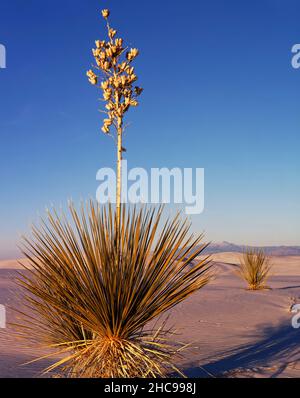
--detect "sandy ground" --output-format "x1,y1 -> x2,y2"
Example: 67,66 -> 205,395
1,252 -> 300,378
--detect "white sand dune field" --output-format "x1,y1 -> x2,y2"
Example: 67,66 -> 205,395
1,252 -> 300,378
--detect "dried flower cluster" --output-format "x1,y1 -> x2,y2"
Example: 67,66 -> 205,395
87,9 -> 143,136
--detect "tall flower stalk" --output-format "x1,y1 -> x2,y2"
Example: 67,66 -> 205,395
87,9 -> 143,225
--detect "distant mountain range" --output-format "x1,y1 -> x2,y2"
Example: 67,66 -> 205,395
204,241 -> 300,256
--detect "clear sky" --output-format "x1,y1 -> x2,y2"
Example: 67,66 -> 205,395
0,0 -> 299,259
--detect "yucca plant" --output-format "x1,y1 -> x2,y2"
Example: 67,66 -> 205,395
237,248 -> 272,290
15,202 -> 212,377
14,8 -> 213,378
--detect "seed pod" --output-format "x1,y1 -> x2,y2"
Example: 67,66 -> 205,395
105,103 -> 114,111
134,87 -> 143,96
106,48 -> 113,58
100,51 -> 106,60
89,77 -> 97,85
115,38 -> 123,47
130,74 -> 137,82
114,77 -> 120,88
126,66 -> 134,75
101,81 -> 108,90
131,48 -> 139,58
109,29 -> 117,39
103,90 -> 112,100
104,118 -> 112,126
119,62 -> 127,71
103,61 -> 111,70
102,9 -> 110,19
101,125 -> 110,133
130,99 -> 138,107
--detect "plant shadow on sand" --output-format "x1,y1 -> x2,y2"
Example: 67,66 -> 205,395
184,322 -> 300,378
3,323 -> 300,378
0,352 -> 53,378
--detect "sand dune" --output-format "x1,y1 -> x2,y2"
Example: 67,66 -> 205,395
0,258 -> 31,270
1,253 -> 300,378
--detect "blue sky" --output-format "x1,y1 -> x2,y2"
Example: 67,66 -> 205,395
0,0 -> 299,259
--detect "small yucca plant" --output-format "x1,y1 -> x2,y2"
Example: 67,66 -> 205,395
237,249 -> 272,290
15,202 -> 212,377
